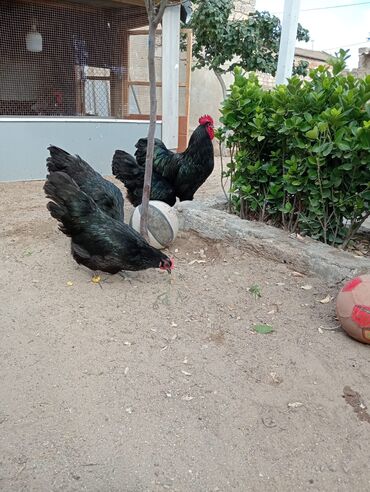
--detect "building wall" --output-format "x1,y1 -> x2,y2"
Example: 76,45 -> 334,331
349,48 -> 370,78
189,69 -> 234,133
233,0 -> 256,19
257,53 -> 330,89
189,0 -> 256,133
0,119 -> 161,182
358,48 -> 370,71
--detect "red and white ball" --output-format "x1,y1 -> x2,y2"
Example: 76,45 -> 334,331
336,274 -> 370,344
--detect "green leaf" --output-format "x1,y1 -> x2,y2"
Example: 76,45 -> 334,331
218,50 -> 370,250
337,141 -> 351,151
279,202 -> 293,213
253,324 -> 274,334
305,126 -> 319,140
322,142 -> 334,156
339,162 -> 353,171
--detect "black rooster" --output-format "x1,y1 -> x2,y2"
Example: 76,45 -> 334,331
47,145 -> 124,221
112,150 -> 177,207
112,115 -> 215,206
44,172 -> 174,276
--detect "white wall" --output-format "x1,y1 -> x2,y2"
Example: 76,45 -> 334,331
189,68 -> 234,132
0,119 -> 162,182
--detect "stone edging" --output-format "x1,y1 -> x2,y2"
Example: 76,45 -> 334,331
175,198 -> 370,284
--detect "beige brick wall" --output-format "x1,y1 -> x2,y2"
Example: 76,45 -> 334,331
358,47 -> 370,70
352,48 -> 370,77
257,55 -> 330,90
343,48 -> 370,78
232,0 -> 256,19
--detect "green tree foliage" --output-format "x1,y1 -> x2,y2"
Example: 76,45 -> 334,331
188,0 -> 310,80
218,50 -> 370,248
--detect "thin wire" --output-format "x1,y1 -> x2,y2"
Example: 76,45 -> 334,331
301,1 -> 370,11
271,1 -> 370,14
322,40 -> 370,50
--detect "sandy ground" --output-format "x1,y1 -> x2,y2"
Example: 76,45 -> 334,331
1,164 -> 370,492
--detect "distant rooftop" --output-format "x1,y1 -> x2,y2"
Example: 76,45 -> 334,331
295,47 -> 330,62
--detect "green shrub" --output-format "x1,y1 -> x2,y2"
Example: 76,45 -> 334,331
218,49 -> 370,248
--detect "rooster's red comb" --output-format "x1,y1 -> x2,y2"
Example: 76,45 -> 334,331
199,114 -> 214,126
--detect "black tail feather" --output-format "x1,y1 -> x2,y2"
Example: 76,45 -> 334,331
44,172 -> 96,236
112,150 -> 144,207
46,145 -> 74,173
47,145 -> 89,182
134,137 -> 166,167
134,138 -> 148,167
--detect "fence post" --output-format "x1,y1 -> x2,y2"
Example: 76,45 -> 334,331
162,4 -> 181,151
275,0 -> 301,85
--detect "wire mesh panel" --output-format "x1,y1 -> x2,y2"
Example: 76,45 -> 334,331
127,30 -> 163,117
129,32 -> 163,83
0,0 -> 147,118
127,28 -> 191,123
128,84 -> 163,116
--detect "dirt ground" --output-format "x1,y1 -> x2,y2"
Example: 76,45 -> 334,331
1,166 -> 370,492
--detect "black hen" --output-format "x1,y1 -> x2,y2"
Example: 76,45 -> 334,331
112,150 -> 177,207
47,145 -> 124,221
44,172 -> 173,275
112,115 -> 215,206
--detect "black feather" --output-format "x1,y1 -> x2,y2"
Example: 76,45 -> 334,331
47,145 -> 124,221
114,122 -> 214,206
172,124 -> 214,201
112,149 -> 177,206
135,138 -> 181,182
44,172 -> 172,274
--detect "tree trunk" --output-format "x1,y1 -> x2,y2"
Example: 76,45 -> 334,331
140,0 -> 168,240
214,70 -> 227,156
214,70 -> 227,101
140,22 -> 157,239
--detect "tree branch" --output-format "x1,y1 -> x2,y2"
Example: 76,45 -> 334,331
214,70 -> 227,101
154,0 -> 169,26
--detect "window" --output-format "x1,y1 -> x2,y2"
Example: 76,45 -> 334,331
80,66 -> 111,117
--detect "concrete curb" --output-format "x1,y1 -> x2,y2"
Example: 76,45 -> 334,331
175,198 -> 370,284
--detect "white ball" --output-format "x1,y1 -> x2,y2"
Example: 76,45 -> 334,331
130,200 -> 179,249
